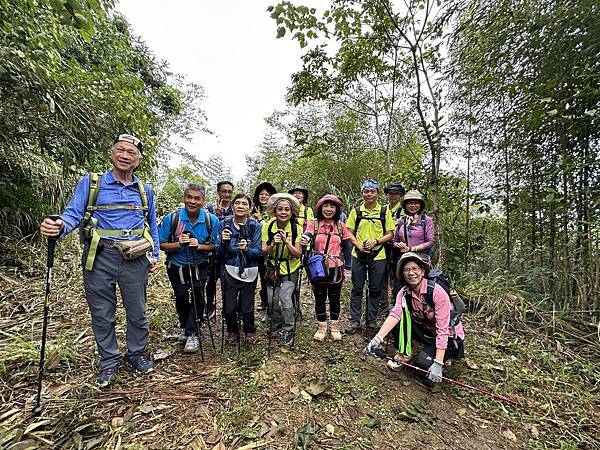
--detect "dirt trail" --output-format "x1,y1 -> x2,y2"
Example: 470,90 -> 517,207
1,247 -> 598,449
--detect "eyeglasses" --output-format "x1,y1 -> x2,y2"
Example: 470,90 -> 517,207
402,266 -> 422,274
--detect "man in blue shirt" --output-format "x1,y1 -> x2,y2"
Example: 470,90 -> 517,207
40,134 -> 159,386
205,180 -> 234,320
159,184 -> 218,353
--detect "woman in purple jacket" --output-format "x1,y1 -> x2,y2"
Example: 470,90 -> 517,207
392,190 -> 435,261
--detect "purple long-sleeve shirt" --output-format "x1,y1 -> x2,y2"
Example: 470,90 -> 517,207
389,278 -> 465,350
392,214 -> 435,252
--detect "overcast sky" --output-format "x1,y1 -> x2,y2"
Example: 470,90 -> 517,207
117,1 -> 312,180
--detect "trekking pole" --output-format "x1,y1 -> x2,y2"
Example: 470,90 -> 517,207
197,234 -> 217,351
291,249 -> 305,350
182,234 -> 205,363
267,243 -> 281,357
32,214 -> 60,416
363,244 -> 371,343
375,354 -> 521,406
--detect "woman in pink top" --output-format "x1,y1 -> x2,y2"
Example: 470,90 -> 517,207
393,190 -> 435,262
365,252 -> 465,383
301,195 -> 350,342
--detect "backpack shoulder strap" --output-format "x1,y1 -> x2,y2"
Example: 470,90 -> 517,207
86,173 -> 101,211
168,208 -> 181,243
204,208 -> 212,233
424,278 -> 436,310
137,180 -> 148,212
380,205 -> 388,231
267,219 -> 276,245
353,206 -> 362,232
291,218 -> 298,244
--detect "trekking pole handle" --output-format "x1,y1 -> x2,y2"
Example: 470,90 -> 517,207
180,230 -> 192,247
46,215 -> 60,268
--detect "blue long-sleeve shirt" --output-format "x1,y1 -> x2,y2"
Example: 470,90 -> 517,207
158,207 -> 218,266
59,170 -> 160,259
213,219 -> 262,275
206,203 -> 234,221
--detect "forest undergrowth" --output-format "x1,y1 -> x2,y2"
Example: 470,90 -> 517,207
0,239 -> 598,449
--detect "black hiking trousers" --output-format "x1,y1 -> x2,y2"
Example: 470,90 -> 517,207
411,321 -> 464,372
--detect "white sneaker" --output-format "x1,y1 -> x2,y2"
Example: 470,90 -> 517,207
184,334 -> 199,353
177,329 -> 187,343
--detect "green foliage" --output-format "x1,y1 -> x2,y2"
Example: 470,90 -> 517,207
448,0 -> 600,307
246,104 -> 425,206
0,1 -> 206,239
154,166 -> 208,217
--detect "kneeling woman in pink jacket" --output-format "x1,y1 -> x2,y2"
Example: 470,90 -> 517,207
365,252 -> 465,383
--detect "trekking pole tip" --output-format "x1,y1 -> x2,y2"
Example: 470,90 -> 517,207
31,405 -> 43,416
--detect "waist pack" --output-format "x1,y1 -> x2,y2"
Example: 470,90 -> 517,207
306,254 -> 328,282
265,262 -> 279,282
113,237 -> 153,261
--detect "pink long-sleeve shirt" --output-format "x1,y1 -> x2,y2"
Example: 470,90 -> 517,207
393,214 -> 435,252
389,278 -> 465,350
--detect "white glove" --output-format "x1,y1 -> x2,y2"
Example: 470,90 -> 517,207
364,335 -> 382,356
427,360 -> 444,383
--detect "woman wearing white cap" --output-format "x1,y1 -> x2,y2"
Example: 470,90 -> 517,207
262,193 -> 303,347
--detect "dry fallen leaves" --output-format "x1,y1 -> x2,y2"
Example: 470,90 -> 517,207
502,428 -> 517,442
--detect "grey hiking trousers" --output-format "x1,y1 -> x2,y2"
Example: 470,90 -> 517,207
267,271 -> 299,333
82,245 -> 150,371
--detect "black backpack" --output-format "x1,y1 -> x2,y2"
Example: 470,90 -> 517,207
352,205 -> 388,233
167,207 -> 213,243
352,205 -> 389,258
265,218 -> 299,247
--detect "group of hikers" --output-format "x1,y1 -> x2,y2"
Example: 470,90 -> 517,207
40,134 -> 465,388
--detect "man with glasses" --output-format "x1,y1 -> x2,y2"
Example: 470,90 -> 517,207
40,133 -> 160,386
205,181 -> 235,319
380,182 -> 406,318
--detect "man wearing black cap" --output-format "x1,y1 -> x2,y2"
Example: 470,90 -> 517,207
205,180 -> 235,319
40,133 -> 159,386
380,182 -> 406,317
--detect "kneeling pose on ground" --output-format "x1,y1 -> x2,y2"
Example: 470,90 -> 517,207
214,194 -> 262,346
365,252 -> 465,383
262,193 -> 303,347
159,184 -> 218,354
301,194 -> 351,342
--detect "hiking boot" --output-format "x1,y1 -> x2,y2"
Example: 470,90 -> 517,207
244,332 -> 257,345
96,365 -> 119,387
177,328 -> 187,343
329,320 -> 342,341
280,330 -> 294,347
344,321 -> 360,335
226,332 -> 239,346
367,320 -> 379,331
387,353 -> 407,372
313,322 -> 327,342
184,334 -> 199,353
126,353 -> 154,374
